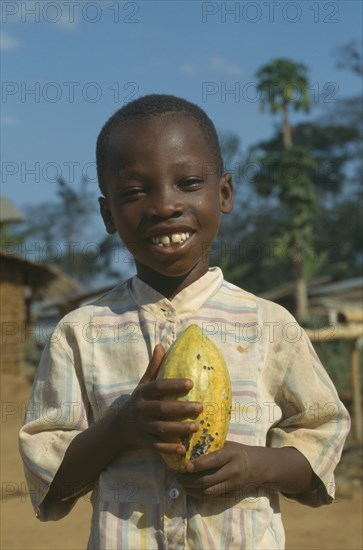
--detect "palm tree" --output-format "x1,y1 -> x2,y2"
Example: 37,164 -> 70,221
255,59 -> 312,323
256,58 -> 310,150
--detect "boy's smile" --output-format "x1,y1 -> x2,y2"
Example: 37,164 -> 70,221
99,113 -> 233,297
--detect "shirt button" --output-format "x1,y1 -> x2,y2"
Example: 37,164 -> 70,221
169,488 -> 180,499
165,308 -> 174,318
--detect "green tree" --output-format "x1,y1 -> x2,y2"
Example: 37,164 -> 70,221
216,51 -> 362,308
249,119 -> 361,276
213,131 -> 289,293
23,178 -> 123,285
254,58 -> 314,322
256,58 -> 310,150
251,145 -> 318,321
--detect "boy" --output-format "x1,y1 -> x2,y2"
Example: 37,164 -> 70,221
19,94 -> 350,549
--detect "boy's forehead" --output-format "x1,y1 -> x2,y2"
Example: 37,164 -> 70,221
108,113 -> 204,148
106,113 -> 213,164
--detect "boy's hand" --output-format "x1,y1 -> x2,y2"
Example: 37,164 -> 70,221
119,345 -> 202,454
176,441 -> 260,501
177,441 -> 315,502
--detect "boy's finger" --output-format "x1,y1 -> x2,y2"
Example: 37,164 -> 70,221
153,442 -> 187,455
139,344 -> 165,385
142,377 -> 193,399
143,399 -> 202,417
177,467 -> 222,489
185,449 -> 225,473
148,420 -> 198,439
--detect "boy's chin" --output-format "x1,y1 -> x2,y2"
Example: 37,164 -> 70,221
135,261 -> 209,284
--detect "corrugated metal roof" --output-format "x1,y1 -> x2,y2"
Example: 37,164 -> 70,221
309,278 -> 363,296
260,277 -> 331,300
0,197 -> 24,223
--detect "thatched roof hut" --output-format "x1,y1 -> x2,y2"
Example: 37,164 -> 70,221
0,251 -> 81,374
0,197 -> 24,224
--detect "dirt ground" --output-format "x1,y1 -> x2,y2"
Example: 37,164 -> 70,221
1,373 -> 362,550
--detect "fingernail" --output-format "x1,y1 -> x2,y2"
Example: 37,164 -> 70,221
190,422 -> 198,432
194,403 -> 203,413
187,462 -> 195,472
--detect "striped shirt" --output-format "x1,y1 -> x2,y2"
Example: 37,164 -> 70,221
19,267 -> 350,549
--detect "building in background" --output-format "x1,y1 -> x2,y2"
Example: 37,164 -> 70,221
0,197 -> 81,374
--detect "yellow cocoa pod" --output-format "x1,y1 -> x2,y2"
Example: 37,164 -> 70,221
157,324 -> 232,472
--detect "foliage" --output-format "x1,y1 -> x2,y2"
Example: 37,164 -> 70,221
253,58 -> 317,321
216,117 -> 362,294
256,58 -> 310,115
314,341 -> 362,394
22,178 -> 124,285
0,222 -> 25,250
335,39 -> 363,77
214,48 -> 362,300
314,194 -> 363,279
256,58 -> 311,152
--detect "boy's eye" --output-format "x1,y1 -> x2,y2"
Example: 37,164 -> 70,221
120,186 -> 145,199
179,178 -> 203,190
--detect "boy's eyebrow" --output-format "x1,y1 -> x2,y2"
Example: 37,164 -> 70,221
117,167 -> 144,179
170,160 -> 194,168
117,160 -> 201,179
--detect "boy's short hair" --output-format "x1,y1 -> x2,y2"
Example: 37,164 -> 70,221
96,94 -> 224,194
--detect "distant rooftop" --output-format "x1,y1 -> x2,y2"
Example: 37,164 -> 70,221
0,197 -> 24,224
261,276 -> 363,315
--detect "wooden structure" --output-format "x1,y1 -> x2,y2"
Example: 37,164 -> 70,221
0,197 -> 82,374
262,278 -> 363,443
305,315 -> 363,443
0,252 -> 81,374
38,284 -> 117,319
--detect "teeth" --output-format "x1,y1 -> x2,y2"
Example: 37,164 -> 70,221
151,232 -> 191,246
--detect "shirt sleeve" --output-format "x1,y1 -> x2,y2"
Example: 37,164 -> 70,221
18,319 -> 91,521
266,319 -> 350,508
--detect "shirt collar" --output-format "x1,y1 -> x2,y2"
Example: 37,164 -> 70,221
129,267 -> 223,319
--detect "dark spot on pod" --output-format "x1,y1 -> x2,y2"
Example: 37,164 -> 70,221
200,420 -> 204,425
203,365 -> 207,369
202,428 -> 208,434
215,432 -> 219,435
207,423 -> 210,427
197,354 -> 201,360
190,441 -> 211,459
180,434 -> 191,451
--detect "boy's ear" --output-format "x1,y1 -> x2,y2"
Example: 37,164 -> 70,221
219,173 -> 234,214
99,197 -> 116,234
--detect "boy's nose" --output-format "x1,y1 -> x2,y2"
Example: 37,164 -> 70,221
146,189 -> 184,219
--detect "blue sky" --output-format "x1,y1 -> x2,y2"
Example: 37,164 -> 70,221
1,0 -> 362,213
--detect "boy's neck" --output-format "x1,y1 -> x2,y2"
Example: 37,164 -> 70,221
135,264 -> 209,300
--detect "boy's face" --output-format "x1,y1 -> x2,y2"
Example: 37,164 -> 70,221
99,113 -> 233,293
